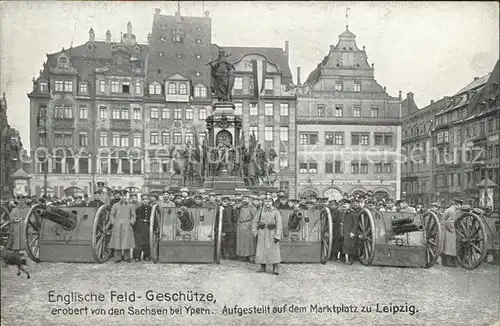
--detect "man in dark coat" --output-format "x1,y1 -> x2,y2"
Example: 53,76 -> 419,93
133,194 -> 152,261
331,199 -> 345,261
342,198 -> 362,265
274,195 -> 289,210
217,195 -> 237,259
88,191 -> 105,207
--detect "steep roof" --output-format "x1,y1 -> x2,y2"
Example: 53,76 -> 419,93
454,72 -> 491,96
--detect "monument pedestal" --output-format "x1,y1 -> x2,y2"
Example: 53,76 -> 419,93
204,175 -> 246,195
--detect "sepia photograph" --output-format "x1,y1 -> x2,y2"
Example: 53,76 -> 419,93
0,1 -> 499,325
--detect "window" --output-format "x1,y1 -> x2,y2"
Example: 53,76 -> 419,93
299,162 -> 308,173
487,146 -> 493,159
59,57 -> 68,68
99,133 -> 108,147
185,133 -> 193,145
174,35 -> 183,43
79,132 -> 88,146
374,163 -> 383,173
111,81 -> 119,93
279,181 -> 289,196
150,132 -> 159,145
63,133 -> 72,146
174,108 -> 182,119
112,108 -> 120,120
443,131 -> 449,142
354,81 -> 361,92
335,105 -> 343,117
250,126 -> 258,139
354,106 -> 361,117
179,83 -> 188,95
248,77 -> 254,94
54,105 -> 63,118
150,108 -> 159,119
39,81 -> 48,92
334,161 -> 343,173
120,108 -> 129,120
64,105 -> 73,118
264,78 -> 274,90
351,162 -> 367,174
135,81 -> 141,94
133,134 -> 141,147
480,121 -> 485,135
325,162 -> 334,174
161,132 -> 170,145
335,82 -> 343,91
158,52 -> 164,57
55,81 -> 64,91
185,108 -> 193,120
249,103 -> 258,115
280,127 -> 288,141
351,163 -> 359,174
194,85 -> 207,97
234,103 -> 243,115
80,83 -> 88,94
317,104 -> 325,117
308,162 -> 318,173
79,106 -> 88,120
280,103 -> 289,116
265,103 -> 273,116
149,82 -> 161,95
384,163 -> 392,173
173,132 -> 182,144
158,108 -> 168,119
352,133 -> 369,145
120,134 -> 129,147
264,127 -> 273,141
64,81 -> 73,92
199,108 -> 207,120
374,133 -> 393,146
122,81 -> 130,93
168,83 -> 176,94
234,77 -> 243,90
112,134 -> 120,146
199,132 -> 206,144
325,132 -> 343,145
99,80 -> 106,93
299,133 -> 318,145
99,106 -> 107,119
133,108 -> 141,120
371,106 -> 379,118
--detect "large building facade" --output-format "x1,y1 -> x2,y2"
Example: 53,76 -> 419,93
296,28 -> 402,201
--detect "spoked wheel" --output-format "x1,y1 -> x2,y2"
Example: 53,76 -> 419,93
24,204 -> 44,263
423,211 -> 441,268
455,212 -> 488,270
0,205 -> 12,249
357,208 -> 375,266
213,206 -> 223,264
320,207 -> 333,264
149,204 -> 161,263
91,205 -> 112,263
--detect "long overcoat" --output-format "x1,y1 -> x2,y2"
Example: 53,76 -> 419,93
134,204 -> 152,248
9,204 -> 30,250
236,203 -> 257,257
441,206 -> 459,256
252,206 -> 283,264
330,207 -> 343,253
341,208 -> 361,255
110,202 -> 136,250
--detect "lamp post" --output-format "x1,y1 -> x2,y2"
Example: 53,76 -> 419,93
36,106 -> 48,196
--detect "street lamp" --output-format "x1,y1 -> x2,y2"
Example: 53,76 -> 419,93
36,106 -> 48,197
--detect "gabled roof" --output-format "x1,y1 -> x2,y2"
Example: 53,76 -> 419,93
166,73 -> 189,81
339,29 -> 356,38
476,177 -> 498,188
454,73 -> 491,96
11,168 -> 30,179
48,41 -> 149,62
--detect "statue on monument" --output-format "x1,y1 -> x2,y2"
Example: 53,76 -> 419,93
207,47 -> 235,102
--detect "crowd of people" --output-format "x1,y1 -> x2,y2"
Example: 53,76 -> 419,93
1,183 -> 483,272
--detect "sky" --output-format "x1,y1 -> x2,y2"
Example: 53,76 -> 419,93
1,1 -> 498,148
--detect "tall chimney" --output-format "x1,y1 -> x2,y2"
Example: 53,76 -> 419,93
285,41 -> 289,59
297,67 -> 301,85
474,77 -> 479,80
407,92 -> 414,102
430,100 -> 434,104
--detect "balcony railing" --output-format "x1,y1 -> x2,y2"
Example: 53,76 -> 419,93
296,116 -> 400,125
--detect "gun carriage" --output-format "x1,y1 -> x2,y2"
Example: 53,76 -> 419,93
0,204 -> 12,248
23,204 -> 112,263
278,207 -> 332,263
355,209 -> 442,268
149,205 -> 223,263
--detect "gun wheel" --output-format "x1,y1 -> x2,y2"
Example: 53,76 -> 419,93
149,204 -> 161,263
357,208 -> 375,266
320,208 -> 333,264
213,206 -> 223,264
423,211 -> 441,268
24,204 -> 43,263
0,205 -> 12,249
455,212 -> 487,270
91,205 -> 112,263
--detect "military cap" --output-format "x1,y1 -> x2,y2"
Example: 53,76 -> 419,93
194,194 -> 203,199
329,199 -> 338,205
97,181 -> 105,187
342,192 -> 349,197
359,194 -> 366,200
289,199 -> 300,203
150,194 -> 159,200
386,198 -> 395,203
263,195 -> 273,202
93,190 -> 101,195
377,200 -> 385,205
162,188 -> 170,194
453,198 -> 464,205
174,192 -> 182,197
221,195 -> 230,200
278,190 -> 285,195
180,187 -> 189,193
366,190 -> 374,195
343,199 -> 351,204
299,195 -> 307,199
208,191 -> 217,196
280,193 -> 289,199
129,193 -> 138,198
119,189 -> 128,196
198,188 -> 206,194
351,197 -> 360,203
140,194 -> 149,199
74,195 -> 83,199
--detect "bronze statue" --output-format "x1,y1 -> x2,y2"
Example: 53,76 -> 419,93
208,47 -> 235,102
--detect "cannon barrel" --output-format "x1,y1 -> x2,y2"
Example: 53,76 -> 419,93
38,206 -> 77,230
393,223 -> 423,235
391,215 -> 414,227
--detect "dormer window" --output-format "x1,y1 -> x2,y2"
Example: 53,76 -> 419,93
59,57 -> 69,69
194,85 -> 207,98
149,82 -> 162,95
39,81 -> 48,92
168,82 -> 177,95
79,82 -> 88,94
179,83 -> 188,95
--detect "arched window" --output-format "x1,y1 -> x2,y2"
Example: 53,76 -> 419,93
53,149 -> 65,174
149,82 -> 161,95
194,85 -> 207,98
374,190 -> 390,201
168,82 -> 177,95
179,83 -> 188,95
351,189 -> 365,197
78,150 -> 90,174
98,151 -> 109,174
300,189 -> 319,198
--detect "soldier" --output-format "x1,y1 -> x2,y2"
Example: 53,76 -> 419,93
236,194 -> 257,263
385,198 -> 396,212
251,195 -> 261,210
88,191 -> 104,207
441,198 -> 463,267
332,199 -> 347,261
9,195 -> 30,252
305,200 -> 315,210
173,193 -> 184,207
72,195 -> 86,207
275,194 -> 289,209
96,182 -> 111,206
134,194 -> 151,261
110,190 -> 136,263
252,195 -> 283,275
397,198 -> 417,213
219,195 -> 237,259
110,191 -> 121,207
191,194 -> 205,208
298,195 -> 308,210
130,194 -> 140,208
208,192 -> 217,204
158,189 -> 176,208
342,198 -> 362,265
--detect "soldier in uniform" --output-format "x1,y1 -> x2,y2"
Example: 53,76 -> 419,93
174,193 -> 184,207
96,182 -> 111,206
88,191 -> 104,207
134,194 -> 151,261
72,195 -> 86,207
191,194 -> 205,208
110,190 -> 136,263
251,195 -> 261,210
130,194 -> 140,208
298,195 -> 308,210
158,189 -> 176,208
274,194 -> 289,209
332,199 -> 347,261
236,194 -> 257,262
397,198 -> 417,213
219,195 -> 237,259
441,198 -> 463,267
109,191 -> 121,207
342,198 -> 362,265
252,195 -> 283,275
9,195 -> 30,251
